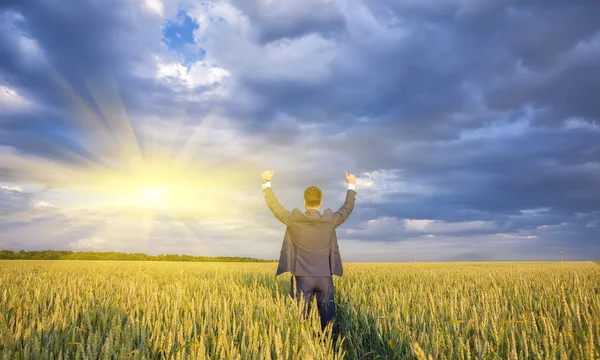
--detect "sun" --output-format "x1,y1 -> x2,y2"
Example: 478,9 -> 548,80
141,187 -> 164,206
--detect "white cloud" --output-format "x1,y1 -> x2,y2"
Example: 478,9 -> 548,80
0,184 -> 24,192
519,207 -> 551,216
187,61 -> 231,86
18,35 -> 44,61
404,219 -> 496,233
186,2 -> 339,84
344,216 -> 496,237
0,85 -> 33,112
32,201 -> 57,209
1,10 -> 47,66
156,58 -> 230,88
564,117 -> 600,132
537,222 -> 569,230
355,169 -> 433,203
491,233 -> 537,239
142,0 -> 164,17
69,237 -> 109,251
196,1 -> 247,31
345,216 -> 402,236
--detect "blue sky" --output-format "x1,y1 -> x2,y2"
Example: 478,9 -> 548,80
162,9 -> 205,65
0,0 -> 599,261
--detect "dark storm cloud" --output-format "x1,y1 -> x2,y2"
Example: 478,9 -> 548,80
1,0 -> 161,78
318,122 -> 600,235
225,0 -> 600,138
230,0 -> 347,44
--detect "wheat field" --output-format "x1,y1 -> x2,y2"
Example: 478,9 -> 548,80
0,260 -> 598,359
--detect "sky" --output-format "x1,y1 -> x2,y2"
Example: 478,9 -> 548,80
0,0 -> 599,262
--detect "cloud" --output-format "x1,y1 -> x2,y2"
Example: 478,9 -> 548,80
0,184 -> 33,217
156,58 -> 231,88
0,184 -> 23,192
0,84 -> 33,112
342,216 -> 498,241
357,170 -> 433,199
32,201 -> 57,209
143,0 -> 165,17
229,0 -> 347,44
0,0 -> 599,260
537,223 -> 568,231
564,117 -> 600,132
69,237 -> 109,251
404,219 -> 496,233
490,233 -> 537,240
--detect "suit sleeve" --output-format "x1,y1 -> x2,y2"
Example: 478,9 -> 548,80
334,189 -> 356,227
263,186 -> 292,225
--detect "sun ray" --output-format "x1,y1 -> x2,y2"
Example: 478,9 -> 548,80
158,92 -> 193,160
171,220 -> 209,254
21,130 -> 117,173
177,220 -> 215,256
83,76 -> 145,167
47,68 -> 118,161
182,219 -> 231,256
1,205 -> 113,241
171,95 -> 224,166
0,150 -> 117,190
36,206 -> 122,243
137,216 -> 158,255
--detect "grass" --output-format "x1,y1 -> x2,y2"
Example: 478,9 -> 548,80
1,261 -> 598,359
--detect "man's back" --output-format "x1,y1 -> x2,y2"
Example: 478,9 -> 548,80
288,208 -> 336,250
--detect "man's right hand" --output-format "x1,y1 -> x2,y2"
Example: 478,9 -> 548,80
345,172 -> 357,185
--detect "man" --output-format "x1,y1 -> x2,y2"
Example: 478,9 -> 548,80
261,169 -> 357,343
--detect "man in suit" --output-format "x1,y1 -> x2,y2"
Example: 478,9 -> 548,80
261,169 -> 357,343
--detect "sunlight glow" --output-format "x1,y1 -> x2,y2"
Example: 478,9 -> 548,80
141,187 -> 163,205
0,72 -> 259,250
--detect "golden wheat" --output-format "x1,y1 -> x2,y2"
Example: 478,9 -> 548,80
0,261 -> 598,359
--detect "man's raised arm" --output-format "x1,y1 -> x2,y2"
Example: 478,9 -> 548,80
334,172 -> 357,227
261,170 -> 292,225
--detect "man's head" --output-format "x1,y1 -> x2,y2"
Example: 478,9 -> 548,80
304,186 -> 323,210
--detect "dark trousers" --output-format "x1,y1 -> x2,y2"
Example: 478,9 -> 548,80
290,275 -> 339,340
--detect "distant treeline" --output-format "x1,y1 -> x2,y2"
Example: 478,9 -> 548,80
0,250 -> 276,262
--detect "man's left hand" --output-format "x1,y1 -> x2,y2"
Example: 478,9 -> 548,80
261,170 -> 274,183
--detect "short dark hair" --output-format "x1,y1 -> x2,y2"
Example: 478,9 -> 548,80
304,186 -> 322,207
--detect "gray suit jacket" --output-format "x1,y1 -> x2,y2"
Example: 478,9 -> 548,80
263,186 -> 356,277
